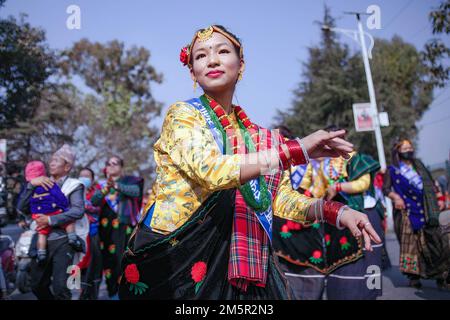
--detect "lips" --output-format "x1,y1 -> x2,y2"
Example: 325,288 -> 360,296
206,70 -> 224,78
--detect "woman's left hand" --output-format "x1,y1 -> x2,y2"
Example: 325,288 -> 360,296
301,130 -> 354,159
339,207 -> 382,251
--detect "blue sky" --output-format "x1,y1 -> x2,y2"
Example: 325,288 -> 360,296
2,0 -> 449,166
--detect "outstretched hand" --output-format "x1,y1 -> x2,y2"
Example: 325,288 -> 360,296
301,129 -> 353,159
338,207 -> 382,251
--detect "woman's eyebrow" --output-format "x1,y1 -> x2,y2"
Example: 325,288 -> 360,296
193,42 -> 231,55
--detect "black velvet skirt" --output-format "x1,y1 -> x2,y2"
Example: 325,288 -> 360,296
118,189 -> 291,300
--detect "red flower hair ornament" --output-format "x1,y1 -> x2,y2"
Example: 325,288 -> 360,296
180,46 -> 190,66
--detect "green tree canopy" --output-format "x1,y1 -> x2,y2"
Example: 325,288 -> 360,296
422,0 -> 449,88
1,6 -> 163,181
276,6 -> 434,163
57,39 -> 163,178
0,11 -> 55,130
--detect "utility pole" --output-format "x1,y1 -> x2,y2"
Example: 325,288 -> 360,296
322,12 -> 387,170
355,13 -> 386,170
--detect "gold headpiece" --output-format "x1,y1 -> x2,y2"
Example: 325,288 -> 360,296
180,25 -> 243,68
196,26 -> 214,42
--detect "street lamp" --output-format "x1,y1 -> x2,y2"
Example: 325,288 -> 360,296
322,13 -> 387,170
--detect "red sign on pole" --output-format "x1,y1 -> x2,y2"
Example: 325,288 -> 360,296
353,103 -> 375,132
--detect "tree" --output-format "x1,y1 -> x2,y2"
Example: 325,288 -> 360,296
276,6 -> 434,162
0,14 -> 55,129
369,37 -> 433,154
0,4 -> 58,165
4,83 -> 78,164
276,7 -> 362,146
1,5 -> 162,181
422,0 -> 449,89
58,39 -> 163,178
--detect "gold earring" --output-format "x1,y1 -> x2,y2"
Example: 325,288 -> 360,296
193,79 -> 197,91
238,72 -> 243,81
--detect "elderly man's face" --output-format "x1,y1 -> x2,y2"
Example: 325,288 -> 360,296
49,155 -> 71,177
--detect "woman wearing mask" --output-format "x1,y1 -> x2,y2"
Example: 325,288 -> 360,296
78,168 -> 102,299
383,139 -> 449,289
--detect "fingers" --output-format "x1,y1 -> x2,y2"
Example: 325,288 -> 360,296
44,178 -> 54,190
342,210 -> 382,248
328,137 -> 354,150
327,142 -> 353,155
35,217 -> 44,230
362,229 -> 373,251
348,220 -> 362,238
36,177 -> 53,191
326,130 -> 346,140
364,223 -> 382,244
319,136 -> 353,159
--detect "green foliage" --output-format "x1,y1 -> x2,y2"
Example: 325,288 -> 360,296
0,13 -> 55,130
57,39 -> 163,178
0,12 -> 162,180
276,6 -> 434,162
422,0 -> 450,88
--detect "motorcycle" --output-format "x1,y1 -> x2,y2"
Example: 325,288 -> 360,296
14,215 -> 34,294
0,230 -> 15,299
0,175 -> 8,227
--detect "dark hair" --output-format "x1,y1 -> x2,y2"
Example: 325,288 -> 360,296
275,125 -> 295,139
106,155 -> 124,168
189,25 -> 242,66
391,138 -> 413,167
80,167 -> 95,180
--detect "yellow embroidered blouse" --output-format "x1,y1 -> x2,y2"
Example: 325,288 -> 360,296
144,101 -> 316,234
300,156 -> 371,198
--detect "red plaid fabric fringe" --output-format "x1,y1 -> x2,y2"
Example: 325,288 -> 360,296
227,128 -> 283,291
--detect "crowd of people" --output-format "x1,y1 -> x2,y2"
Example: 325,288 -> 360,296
5,24 -> 450,300
15,146 -> 144,300
272,132 -> 449,299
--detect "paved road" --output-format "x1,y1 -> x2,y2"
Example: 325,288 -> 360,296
2,223 -> 449,300
378,231 -> 450,300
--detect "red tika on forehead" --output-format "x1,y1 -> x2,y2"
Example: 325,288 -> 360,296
180,25 -> 243,68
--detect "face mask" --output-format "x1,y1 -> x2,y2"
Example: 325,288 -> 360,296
399,151 -> 414,161
79,177 -> 92,189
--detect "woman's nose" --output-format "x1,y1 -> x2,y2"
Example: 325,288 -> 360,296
207,53 -> 220,67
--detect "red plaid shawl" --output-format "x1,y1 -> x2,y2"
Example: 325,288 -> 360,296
227,127 -> 283,292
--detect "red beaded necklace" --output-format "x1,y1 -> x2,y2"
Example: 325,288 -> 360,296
328,157 -> 345,181
201,94 -> 271,212
204,94 -> 259,153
